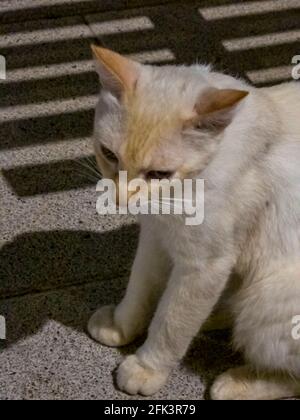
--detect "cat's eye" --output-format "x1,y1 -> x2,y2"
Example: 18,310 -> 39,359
101,145 -> 118,163
146,170 -> 174,180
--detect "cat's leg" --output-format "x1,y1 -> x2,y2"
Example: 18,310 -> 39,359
211,366 -> 300,400
117,255 -> 234,395
202,273 -> 240,332
214,263 -> 300,400
88,225 -> 171,347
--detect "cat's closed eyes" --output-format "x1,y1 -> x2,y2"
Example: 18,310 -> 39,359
88,46 -> 300,400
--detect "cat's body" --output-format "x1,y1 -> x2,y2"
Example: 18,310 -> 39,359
88,47 -> 300,399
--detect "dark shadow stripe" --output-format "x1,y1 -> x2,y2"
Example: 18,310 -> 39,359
1,35 -> 174,74
1,38 -> 93,71
0,72 -> 99,107
2,155 -> 99,196
226,41 -> 300,73
253,78 -> 295,88
0,225 -> 139,299
0,109 -> 94,150
210,7 -> 300,39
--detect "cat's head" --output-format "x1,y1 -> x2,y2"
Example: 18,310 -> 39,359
92,46 -> 248,204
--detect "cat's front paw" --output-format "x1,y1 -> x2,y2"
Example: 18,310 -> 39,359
88,305 -> 130,347
117,355 -> 169,396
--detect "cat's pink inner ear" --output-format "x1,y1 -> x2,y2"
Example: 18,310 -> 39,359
91,45 -> 140,95
196,88 -> 249,115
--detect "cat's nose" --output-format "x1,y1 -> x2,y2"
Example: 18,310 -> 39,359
115,192 -> 120,207
114,178 -> 141,208
116,188 -> 138,207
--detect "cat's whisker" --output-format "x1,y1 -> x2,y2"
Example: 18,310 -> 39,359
160,198 -> 195,204
74,168 -> 100,184
85,155 -> 99,170
151,198 -> 195,207
149,200 -> 186,213
74,159 -> 103,180
73,160 -> 102,183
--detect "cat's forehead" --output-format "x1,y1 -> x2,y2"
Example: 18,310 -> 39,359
121,92 -> 181,170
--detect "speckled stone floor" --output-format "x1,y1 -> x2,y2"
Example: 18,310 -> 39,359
0,0 -> 299,400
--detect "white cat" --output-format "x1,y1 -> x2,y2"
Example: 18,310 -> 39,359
88,46 -> 300,400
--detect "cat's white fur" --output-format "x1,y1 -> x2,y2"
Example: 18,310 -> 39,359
88,54 -> 300,400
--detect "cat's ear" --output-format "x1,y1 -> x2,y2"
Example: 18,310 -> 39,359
91,45 -> 141,99
195,88 -> 249,128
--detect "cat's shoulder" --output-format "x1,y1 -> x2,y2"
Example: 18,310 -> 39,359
260,81 -> 300,100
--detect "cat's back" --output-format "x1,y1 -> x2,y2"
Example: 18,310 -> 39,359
261,81 -> 300,136
259,82 -> 300,184
257,83 -> 300,234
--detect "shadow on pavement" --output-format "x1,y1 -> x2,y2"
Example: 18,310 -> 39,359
0,224 -> 139,347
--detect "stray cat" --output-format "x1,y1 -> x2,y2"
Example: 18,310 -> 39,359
88,46 -> 300,400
